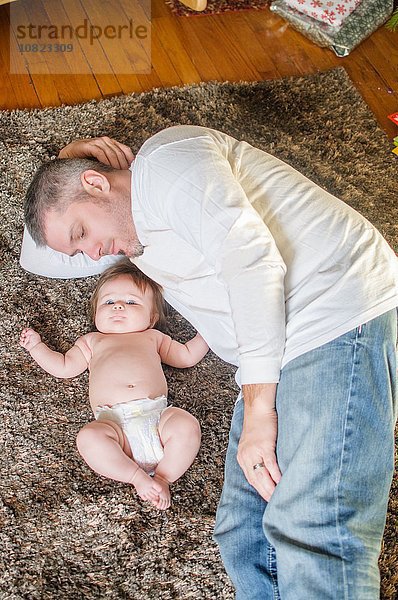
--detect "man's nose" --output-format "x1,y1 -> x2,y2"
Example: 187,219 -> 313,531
84,244 -> 102,261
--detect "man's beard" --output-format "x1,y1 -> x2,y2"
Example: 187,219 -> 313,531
110,192 -> 144,258
118,239 -> 144,258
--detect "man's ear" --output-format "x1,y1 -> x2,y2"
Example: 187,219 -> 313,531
80,170 -> 111,198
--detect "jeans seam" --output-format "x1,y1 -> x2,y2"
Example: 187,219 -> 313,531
267,544 -> 279,599
335,327 -> 360,600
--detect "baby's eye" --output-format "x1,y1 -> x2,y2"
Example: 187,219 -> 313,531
105,300 -> 114,305
126,300 -> 137,305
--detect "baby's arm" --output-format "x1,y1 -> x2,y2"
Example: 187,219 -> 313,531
158,332 -> 209,368
20,327 -> 89,378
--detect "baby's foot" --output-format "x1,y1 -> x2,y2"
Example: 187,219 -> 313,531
131,467 -> 163,503
152,473 -> 171,510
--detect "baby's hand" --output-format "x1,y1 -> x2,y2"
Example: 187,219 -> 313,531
20,328 -> 42,352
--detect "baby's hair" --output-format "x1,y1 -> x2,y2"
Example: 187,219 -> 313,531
90,258 -> 166,329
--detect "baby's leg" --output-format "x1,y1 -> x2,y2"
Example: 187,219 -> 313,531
153,408 -> 201,509
76,421 -> 163,503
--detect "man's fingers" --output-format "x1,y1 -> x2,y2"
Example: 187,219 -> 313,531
247,466 -> 277,502
59,137 -> 134,169
96,137 -> 134,169
255,456 -> 282,486
104,138 -> 134,168
84,144 -> 111,167
238,452 -> 281,502
84,140 -> 121,169
267,458 -> 282,485
101,138 -> 130,169
117,141 -> 135,165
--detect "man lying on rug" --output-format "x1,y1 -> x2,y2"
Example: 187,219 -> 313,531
20,126 -> 398,600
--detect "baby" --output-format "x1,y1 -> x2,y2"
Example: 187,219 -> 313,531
20,259 -> 208,510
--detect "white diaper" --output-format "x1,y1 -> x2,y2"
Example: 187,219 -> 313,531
95,396 -> 168,474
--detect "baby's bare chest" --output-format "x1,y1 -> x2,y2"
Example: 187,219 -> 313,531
90,332 -> 161,372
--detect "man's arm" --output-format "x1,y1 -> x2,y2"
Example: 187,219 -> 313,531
20,328 -> 89,379
158,332 -> 209,368
58,136 -> 134,170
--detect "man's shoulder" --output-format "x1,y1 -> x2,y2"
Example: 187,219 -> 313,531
136,125 -> 224,159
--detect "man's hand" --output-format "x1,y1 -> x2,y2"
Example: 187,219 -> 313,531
58,136 -> 134,169
20,327 -> 42,353
238,383 -> 282,501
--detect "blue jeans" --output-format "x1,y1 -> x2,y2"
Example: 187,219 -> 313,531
214,310 -> 397,600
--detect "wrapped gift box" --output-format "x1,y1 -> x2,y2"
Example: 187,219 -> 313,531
284,0 -> 362,28
271,0 -> 394,56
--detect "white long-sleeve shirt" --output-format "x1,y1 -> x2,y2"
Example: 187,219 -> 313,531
131,125 -> 398,384
19,125 -> 398,384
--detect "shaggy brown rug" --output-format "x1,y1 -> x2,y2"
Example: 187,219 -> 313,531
165,0 -> 269,17
0,67 -> 397,599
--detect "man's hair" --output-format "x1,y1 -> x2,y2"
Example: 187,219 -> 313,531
90,259 -> 167,330
24,158 -> 116,246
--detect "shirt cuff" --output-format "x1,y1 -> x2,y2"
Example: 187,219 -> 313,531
239,355 -> 281,385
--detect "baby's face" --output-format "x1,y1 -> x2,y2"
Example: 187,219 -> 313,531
95,274 -> 156,334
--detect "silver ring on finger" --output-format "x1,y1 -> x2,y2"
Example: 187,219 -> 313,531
253,462 -> 265,471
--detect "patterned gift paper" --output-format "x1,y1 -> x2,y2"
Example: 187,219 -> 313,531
271,0 -> 393,56
284,0 -> 362,27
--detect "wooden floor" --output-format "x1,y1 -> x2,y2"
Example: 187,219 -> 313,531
0,0 -> 397,138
